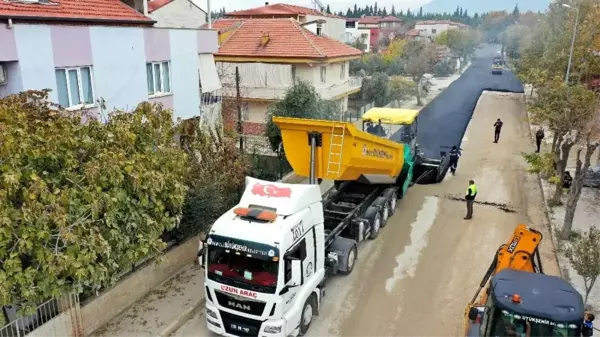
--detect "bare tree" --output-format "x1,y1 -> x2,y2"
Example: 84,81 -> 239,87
564,227 -> 600,305
562,112 -> 600,238
403,40 -> 438,106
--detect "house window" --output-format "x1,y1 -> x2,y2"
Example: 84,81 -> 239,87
291,65 -> 297,84
316,24 -> 322,36
146,61 -> 171,96
340,63 -> 346,80
432,28 -> 437,34
320,66 -> 326,84
55,66 -> 94,109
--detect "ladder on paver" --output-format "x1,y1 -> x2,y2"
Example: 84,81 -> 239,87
326,123 -> 346,177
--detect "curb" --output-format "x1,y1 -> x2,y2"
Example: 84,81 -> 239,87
523,97 -> 567,280
159,297 -> 206,337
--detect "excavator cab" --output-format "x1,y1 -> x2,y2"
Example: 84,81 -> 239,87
467,269 -> 583,337
465,224 -> 585,337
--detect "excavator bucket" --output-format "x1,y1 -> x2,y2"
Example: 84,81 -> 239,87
272,117 -> 406,184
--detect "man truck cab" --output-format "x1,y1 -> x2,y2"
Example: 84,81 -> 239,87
199,178 -> 325,337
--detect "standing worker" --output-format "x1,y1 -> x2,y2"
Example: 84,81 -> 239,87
449,145 -> 461,175
465,180 -> 478,220
535,127 -> 545,153
493,118 -> 503,143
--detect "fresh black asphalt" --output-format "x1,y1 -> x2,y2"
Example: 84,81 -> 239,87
414,44 -> 525,160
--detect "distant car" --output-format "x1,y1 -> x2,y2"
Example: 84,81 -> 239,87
492,57 -> 504,75
492,64 -> 503,75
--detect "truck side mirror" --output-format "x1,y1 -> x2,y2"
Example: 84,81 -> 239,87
197,233 -> 207,269
289,259 -> 302,287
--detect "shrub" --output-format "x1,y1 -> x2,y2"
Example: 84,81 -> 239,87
433,59 -> 456,77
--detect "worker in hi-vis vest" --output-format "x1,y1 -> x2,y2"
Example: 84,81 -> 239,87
465,180 -> 478,220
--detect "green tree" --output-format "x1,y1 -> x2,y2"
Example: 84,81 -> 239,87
403,40 -> 438,106
562,121 -> 600,238
361,72 -> 390,107
529,82 -> 597,206
326,4 -> 331,14
265,81 -> 337,151
0,90 -> 188,309
563,227 -> 600,304
175,124 -> 250,240
388,76 -> 417,102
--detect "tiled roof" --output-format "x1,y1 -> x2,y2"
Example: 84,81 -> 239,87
0,0 -> 153,24
226,3 -> 341,19
148,0 -> 205,13
202,18 -> 244,31
416,20 -> 468,27
216,18 -> 361,60
358,15 -> 403,24
406,29 -> 420,36
148,0 -> 172,12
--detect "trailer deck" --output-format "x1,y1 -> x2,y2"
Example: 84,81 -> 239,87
322,182 -> 385,248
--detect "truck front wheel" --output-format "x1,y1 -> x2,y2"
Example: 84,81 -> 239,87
300,295 -> 317,334
339,245 -> 358,275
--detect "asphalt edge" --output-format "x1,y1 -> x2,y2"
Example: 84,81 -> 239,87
159,297 -> 206,337
522,89 -> 568,281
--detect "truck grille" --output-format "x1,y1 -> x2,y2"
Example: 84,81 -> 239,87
215,291 -> 266,316
219,310 -> 263,337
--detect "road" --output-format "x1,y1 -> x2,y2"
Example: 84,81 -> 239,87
416,44 -> 524,159
172,93 -> 559,337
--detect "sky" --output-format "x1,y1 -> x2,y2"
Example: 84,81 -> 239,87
202,0 -> 431,13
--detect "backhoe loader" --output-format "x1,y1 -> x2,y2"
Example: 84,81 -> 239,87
464,224 -> 584,337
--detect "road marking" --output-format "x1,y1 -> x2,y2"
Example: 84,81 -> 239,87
385,196 -> 439,292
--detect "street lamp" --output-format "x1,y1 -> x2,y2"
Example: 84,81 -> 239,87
562,3 -> 580,85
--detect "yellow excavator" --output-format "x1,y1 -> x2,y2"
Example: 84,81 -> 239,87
464,224 -> 584,337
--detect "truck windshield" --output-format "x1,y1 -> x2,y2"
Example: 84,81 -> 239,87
490,309 -> 579,337
207,247 -> 279,293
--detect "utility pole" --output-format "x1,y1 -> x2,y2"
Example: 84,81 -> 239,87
207,0 -> 211,28
563,4 -> 580,85
235,66 -> 243,152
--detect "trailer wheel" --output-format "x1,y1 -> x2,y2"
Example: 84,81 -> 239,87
365,207 -> 382,240
383,189 -> 398,215
339,245 -> 357,275
300,294 -> 317,334
374,196 -> 391,227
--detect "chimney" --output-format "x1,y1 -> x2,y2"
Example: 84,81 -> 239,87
142,0 -> 149,16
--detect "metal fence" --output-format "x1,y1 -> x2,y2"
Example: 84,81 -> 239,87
346,101 -> 374,123
242,135 -> 278,157
1,293 -> 83,337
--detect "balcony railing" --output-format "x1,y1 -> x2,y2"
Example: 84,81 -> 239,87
221,77 -> 363,101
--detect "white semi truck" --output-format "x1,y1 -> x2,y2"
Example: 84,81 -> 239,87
198,176 -> 398,337
196,112 -> 448,337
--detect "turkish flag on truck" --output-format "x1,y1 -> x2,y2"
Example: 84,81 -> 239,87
251,183 -> 292,198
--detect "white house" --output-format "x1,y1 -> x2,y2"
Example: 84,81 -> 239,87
211,18 -> 362,147
122,0 -> 207,29
344,18 -> 370,52
414,20 -> 468,38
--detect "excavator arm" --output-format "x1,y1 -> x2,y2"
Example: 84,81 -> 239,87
464,224 -> 543,336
